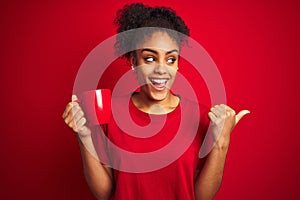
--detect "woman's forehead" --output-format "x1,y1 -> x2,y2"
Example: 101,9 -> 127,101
135,31 -> 179,52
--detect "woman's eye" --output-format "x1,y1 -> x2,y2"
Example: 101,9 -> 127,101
144,57 -> 155,62
167,58 -> 176,64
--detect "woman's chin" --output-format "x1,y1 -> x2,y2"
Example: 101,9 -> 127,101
140,84 -> 170,101
149,90 -> 169,101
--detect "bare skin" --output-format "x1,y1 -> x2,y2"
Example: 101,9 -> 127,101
62,31 -> 250,200
195,105 -> 249,200
62,95 -> 113,200
131,32 -> 180,114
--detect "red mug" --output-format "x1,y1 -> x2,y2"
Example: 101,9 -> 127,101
79,89 -> 111,125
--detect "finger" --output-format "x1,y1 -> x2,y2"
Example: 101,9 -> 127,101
217,105 -> 228,117
235,110 -> 250,124
68,114 -> 82,130
62,94 -> 79,119
76,117 -> 87,130
68,108 -> 85,130
62,101 -> 80,119
208,111 -> 217,122
70,117 -> 87,133
211,105 -> 226,118
62,102 -> 73,119
72,95 -> 78,102
73,117 -> 88,134
68,120 -> 77,132
64,105 -> 80,124
73,109 -> 84,123
210,106 -> 221,118
221,104 -> 236,116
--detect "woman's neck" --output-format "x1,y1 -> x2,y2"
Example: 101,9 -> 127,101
131,91 -> 180,114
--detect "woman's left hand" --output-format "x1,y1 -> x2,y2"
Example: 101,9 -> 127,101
208,104 -> 250,149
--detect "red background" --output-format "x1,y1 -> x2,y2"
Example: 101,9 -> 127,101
1,0 -> 300,199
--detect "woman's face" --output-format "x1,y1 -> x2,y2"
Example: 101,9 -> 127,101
132,31 -> 179,101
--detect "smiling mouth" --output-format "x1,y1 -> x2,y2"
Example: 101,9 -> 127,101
149,78 -> 169,90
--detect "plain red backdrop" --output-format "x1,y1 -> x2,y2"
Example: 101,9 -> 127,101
1,0 -> 299,199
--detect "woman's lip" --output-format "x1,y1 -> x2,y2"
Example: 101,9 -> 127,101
149,78 -> 169,83
149,78 -> 168,91
150,81 -> 166,91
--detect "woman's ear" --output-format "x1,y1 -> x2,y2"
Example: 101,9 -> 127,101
130,51 -> 137,66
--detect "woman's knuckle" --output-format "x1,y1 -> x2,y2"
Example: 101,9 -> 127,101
78,110 -> 84,117
64,117 -> 69,124
67,102 -> 73,108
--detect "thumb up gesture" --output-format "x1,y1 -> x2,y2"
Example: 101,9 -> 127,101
208,104 -> 250,149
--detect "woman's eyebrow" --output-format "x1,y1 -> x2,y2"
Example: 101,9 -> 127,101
141,48 -> 179,55
141,48 -> 158,54
166,49 -> 179,55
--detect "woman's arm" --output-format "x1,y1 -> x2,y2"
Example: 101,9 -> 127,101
195,104 -> 249,200
62,95 -> 113,200
195,140 -> 229,200
79,136 -> 113,200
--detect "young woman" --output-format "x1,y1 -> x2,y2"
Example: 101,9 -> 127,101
62,3 -> 249,200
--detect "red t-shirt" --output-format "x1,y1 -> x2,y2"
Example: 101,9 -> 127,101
98,95 -> 209,200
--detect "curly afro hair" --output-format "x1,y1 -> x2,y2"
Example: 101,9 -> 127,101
114,3 -> 190,59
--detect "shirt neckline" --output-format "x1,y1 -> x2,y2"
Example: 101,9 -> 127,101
129,92 -> 181,118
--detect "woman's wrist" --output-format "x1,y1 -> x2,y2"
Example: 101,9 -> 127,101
214,135 -> 230,152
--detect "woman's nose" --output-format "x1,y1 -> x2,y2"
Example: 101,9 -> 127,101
153,63 -> 167,75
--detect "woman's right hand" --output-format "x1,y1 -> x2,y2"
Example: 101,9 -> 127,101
62,95 -> 91,138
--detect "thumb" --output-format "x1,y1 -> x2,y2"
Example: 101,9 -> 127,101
72,94 -> 78,102
235,110 -> 250,124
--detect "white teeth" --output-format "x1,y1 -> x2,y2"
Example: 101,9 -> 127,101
150,79 -> 168,85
